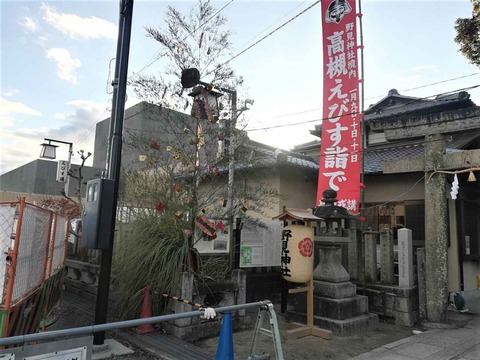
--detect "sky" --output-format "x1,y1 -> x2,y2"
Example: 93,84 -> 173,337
1,0 -> 479,175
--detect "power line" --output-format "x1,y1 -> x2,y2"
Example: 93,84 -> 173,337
211,0 -> 321,73
266,72 -> 480,120
245,84 -> 480,132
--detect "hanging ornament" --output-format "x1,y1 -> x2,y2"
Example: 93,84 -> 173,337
195,215 -> 216,237
216,221 -> 225,232
162,87 -> 167,99
199,32 -> 204,48
155,201 -> 166,212
450,174 -> 459,200
468,171 -> 477,182
241,203 -> 250,212
150,139 -> 159,150
207,47 -> 211,55
201,207 -> 210,214
171,183 -> 182,192
177,43 -> 184,52
217,199 -> 227,208
198,137 -> 205,147
184,99 -> 189,111
139,155 -> 147,162
173,150 -> 182,160
213,167 -> 220,176
166,145 -> 172,152
175,211 -> 183,219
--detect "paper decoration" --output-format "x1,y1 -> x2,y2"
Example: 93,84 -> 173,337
281,225 -> 314,283
450,174 -> 459,200
155,202 -> 166,212
150,140 -> 159,150
173,150 -> 181,160
195,215 -> 216,237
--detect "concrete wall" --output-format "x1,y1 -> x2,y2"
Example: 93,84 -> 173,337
0,159 -> 101,197
93,102 -> 215,173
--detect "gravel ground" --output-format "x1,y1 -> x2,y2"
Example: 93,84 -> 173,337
44,299 -> 414,360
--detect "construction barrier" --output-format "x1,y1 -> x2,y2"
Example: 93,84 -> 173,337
0,197 -> 69,338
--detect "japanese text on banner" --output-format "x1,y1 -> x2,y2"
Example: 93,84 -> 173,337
317,0 -> 361,213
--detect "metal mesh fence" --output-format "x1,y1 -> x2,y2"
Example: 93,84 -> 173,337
51,215 -> 68,274
12,204 -> 51,304
0,203 -> 17,306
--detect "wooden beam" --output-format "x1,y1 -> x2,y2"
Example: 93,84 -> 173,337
288,287 -> 309,294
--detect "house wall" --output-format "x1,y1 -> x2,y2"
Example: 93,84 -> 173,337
279,166 -> 318,210
364,173 -> 425,203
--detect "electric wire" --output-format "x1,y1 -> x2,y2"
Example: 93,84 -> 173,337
210,0 -> 321,74
258,72 -> 480,121
245,84 -> 480,132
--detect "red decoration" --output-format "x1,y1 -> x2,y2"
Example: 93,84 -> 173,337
150,140 -> 159,150
216,221 -> 225,232
213,167 -> 219,176
155,201 -> 166,212
208,233 -> 217,240
358,216 -> 366,222
298,237 -> 313,258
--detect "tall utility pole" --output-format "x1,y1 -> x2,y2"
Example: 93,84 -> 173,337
227,91 -> 237,271
94,0 -> 134,346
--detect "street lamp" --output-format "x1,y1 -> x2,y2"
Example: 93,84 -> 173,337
40,138 -> 73,197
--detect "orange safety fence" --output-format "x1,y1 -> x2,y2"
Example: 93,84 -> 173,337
0,197 -> 69,337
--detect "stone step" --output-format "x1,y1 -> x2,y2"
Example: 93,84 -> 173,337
286,310 -> 379,337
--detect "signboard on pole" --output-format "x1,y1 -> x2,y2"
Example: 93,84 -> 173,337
317,0 -> 362,212
56,160 -> 68,183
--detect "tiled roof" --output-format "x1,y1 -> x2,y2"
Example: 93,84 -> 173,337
364,132 -> 480,174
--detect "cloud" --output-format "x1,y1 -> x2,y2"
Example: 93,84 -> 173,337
45,48 -> 81,84
20,16 -> 38,32
0,97 -> 42,127
3,89 -> 20,97
40,3 -> 117,40
0,100 -> 108,175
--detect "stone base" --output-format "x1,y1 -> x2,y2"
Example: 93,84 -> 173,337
314,281 -> 357,299
163,314 -> 250,342
289,292 -> 369,320
286,310 -> 378,337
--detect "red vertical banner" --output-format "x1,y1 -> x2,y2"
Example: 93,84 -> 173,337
317,0 -> 361,212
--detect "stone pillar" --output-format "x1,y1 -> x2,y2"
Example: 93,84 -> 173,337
417,247 -> 427,321
364,232 -> 377,283
398,228 -> 414,287
348,225 -> 360,281
232,269 -> 246,316
174,272 -> 194,327
424,133 -> 448,323
380,228 -> 394,284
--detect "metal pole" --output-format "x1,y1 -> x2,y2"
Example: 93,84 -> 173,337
0,301 -> 270,347
227,90 -> 237,271
94,0 -> 134,346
